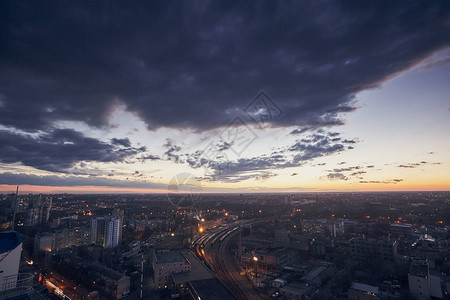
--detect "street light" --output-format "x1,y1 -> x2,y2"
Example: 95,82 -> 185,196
253,256 -> 258,282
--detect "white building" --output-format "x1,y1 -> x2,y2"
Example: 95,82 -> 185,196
91,217 -> 122,248
104,217 -> 121,248
0,232 -> 22,292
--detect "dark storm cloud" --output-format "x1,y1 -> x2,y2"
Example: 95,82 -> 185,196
1,1 -> 449,132
0,129 -> 146,172
0,172 -> 167,189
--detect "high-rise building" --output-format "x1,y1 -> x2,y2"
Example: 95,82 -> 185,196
91,217 -> 106,245
91,217 -> 122,248
24,195 -> 52,226
45,196 -> 52,223
104,217 -> 121,248
112,209 -> 124,244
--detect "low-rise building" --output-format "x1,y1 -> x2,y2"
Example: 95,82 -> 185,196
87,262 -> 130,299
254,247 -> 296,269
152,250 -> 191,289
350,235 -> 398,262
280,282 -> 314,300
408,260 -> 442,299
300,262 -> 335,286
242,235 -> 277,248
35,226 -> 90,252
390,223 -> 413,237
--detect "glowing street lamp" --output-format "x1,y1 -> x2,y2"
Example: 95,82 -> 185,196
253,256 -> 259,280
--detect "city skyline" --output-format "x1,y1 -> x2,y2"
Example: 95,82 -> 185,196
0,1 -> 449,193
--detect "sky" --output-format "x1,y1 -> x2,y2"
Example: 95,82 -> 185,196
0,1 -> 449,193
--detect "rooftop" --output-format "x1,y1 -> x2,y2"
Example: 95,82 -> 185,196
351,282 -> 379,294
189,278 -> 234,300
410,263 -> 429,277
171,250 -> 214,284
87,262 -> 127,281
154,250 -> 189,265
390,223 -> 412,228
301,266 -> 327,282
256,247 -> 294,258
281,282 -> 312,295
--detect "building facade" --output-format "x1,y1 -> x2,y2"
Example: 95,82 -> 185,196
91,217 -> 122,248
152,250 -> 191,289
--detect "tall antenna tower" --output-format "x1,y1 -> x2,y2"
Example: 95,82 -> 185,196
11,186 -> 19,231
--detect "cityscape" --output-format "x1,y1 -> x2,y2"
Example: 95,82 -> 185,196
1,1 -> 450,300
1,192 -> 450,299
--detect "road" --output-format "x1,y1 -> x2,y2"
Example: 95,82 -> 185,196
44,271 -> 90,299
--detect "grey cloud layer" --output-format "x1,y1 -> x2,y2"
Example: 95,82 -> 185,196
0,129 -> 146,172
0,172 -> 166,189
1,1 -> 449,132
